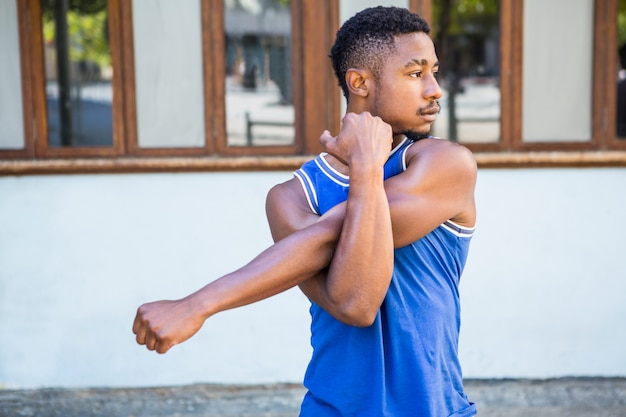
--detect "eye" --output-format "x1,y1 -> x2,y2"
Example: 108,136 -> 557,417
410,71 -> 422,78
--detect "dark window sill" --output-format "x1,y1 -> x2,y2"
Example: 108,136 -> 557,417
1,151 -> 625,176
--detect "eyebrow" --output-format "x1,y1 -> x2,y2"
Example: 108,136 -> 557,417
404,58 -> 440,68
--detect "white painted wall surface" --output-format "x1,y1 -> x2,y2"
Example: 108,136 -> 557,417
461,167 -> 626,377
0,168 -> 625,389
0,172 -> 310,388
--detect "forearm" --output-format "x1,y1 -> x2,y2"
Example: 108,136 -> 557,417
322,165 -> 394,326
189,212 -> 343,320
133,206 -> 343,354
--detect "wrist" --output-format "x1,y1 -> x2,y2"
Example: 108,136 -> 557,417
186,286 -> 220,320
349,165 -> 385,190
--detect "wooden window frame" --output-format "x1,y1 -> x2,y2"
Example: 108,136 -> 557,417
415,0 -> 626,158
2,0 -> 625,175
2,0 -> 339,170
506,0 -> 601,153
411,0 -> 511,153
11,0 -> 129,159
504,0 -> 625,153
602,0 -> 626,151
516,0 -> 625,154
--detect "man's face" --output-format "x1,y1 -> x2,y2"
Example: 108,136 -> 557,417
369,32 -> 443,139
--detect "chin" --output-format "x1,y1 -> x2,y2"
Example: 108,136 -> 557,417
403,130 -> 431,142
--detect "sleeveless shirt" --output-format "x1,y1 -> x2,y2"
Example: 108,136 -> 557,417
293,138 -> 477,417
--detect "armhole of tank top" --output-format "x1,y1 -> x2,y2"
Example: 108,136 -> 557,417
401,141 -> 414,172
293,169 -> 320,215
441,220 -> 476,238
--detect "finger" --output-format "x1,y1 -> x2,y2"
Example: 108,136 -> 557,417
133,308 -> 148,345
135,328 -> 148,345
132,308 -> 143,335
319,130 -> 333,147
145,332 -> 158,351
320,130 -> 344,161
134,325 -> 148,346
155,339 -> 174,354
135,328 -> 147,346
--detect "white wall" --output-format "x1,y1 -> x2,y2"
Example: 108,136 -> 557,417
460,167 -> 626,378
0,167 -> 625,389
0,172 -> 311,388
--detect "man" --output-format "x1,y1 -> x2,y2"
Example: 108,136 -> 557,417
133,6 -> 477,416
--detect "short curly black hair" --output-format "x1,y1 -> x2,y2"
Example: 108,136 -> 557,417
330,6 -> 431,99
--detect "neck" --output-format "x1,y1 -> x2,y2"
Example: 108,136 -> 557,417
392,134 -> 406,148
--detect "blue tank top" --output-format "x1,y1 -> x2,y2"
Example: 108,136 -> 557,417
293,138 -> 477,417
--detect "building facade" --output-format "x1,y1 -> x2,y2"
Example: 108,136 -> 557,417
1,0 -> 625,388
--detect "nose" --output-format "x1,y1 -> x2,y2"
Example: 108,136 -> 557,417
424,75 -> 443,101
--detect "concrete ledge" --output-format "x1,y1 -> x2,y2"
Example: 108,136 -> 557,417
1,378 -> 625,417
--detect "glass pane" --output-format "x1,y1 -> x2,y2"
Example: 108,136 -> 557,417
0,0 -> 25,150
133,0 -> 205,148
42,0 -> 113,147
617,0 -> 626,139
430,0 -> 501,144
522,0 -> 592,142
225,0 -> 294,147
341,0 -> 408,24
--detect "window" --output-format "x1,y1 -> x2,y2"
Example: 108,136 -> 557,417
517,0 -> 625,152
224,0 -> 294,148
1,0 -> 339,170
0,1 -> 25,152
132,0 -> 205,151
429,0 -> 626,155
614,0 -> 626,140
430,0 -> 501,146
42,0 -> 113,148
1,0 -> 624,174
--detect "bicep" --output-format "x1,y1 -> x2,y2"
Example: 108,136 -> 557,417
386,181 -> 451,247
385,146 -> 477,247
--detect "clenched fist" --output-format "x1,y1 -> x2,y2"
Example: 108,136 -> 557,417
133,296 -> 206,354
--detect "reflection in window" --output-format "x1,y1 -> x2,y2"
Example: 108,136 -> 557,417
430,0 -> 500,144
224,0 -> 294,147
617,0 -> 626,139
42,0 -> 113,147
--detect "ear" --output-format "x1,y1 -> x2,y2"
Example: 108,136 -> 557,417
345,68 -> 371,97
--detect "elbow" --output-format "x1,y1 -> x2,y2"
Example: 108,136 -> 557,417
325,273 -> 392,327
331,300 -> 380,327
346,312 -> 378,328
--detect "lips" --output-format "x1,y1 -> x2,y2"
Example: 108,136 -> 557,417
420,105 -> 440,115
419,106 -> 440,122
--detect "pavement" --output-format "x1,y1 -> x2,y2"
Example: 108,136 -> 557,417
1,378 -> 626,417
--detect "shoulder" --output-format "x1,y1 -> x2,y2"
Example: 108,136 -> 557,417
266,175 -> 319,241
266,176 -> 308,213
406,138 -> 477,183
407,137 -> 476,165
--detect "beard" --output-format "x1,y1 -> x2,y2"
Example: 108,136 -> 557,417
402,130 -> 431,142
403,100 -> 440,141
